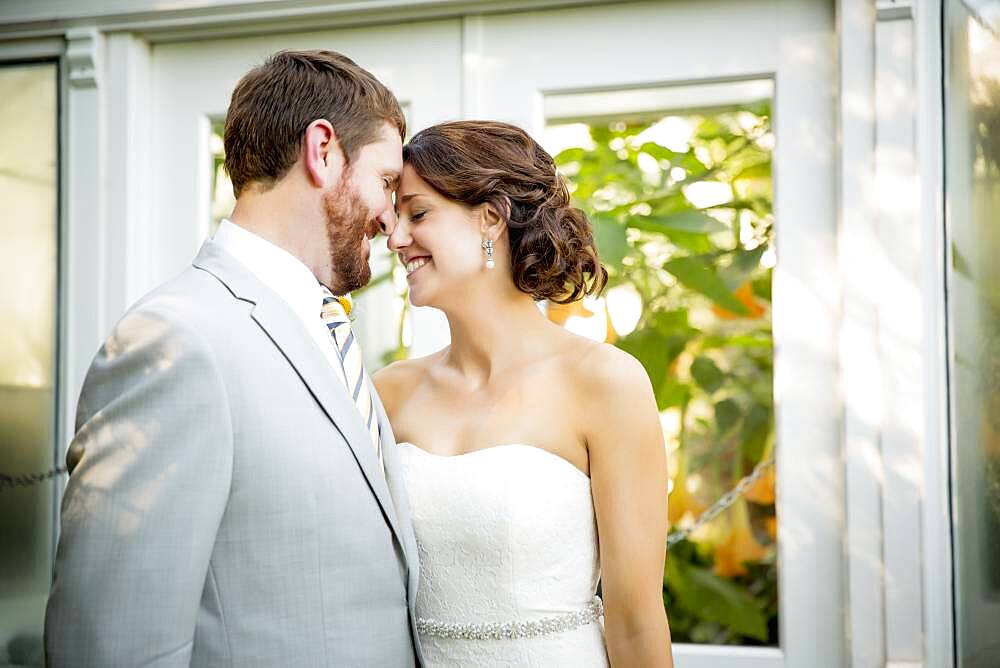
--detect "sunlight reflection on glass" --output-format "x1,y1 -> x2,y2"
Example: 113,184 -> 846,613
946,7 -> 1000,665
0,61 -> 57,667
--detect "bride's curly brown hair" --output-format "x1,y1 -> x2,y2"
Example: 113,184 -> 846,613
402,120 -> 607,304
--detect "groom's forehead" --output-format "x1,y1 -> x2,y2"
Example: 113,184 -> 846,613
358,123 -> 403,168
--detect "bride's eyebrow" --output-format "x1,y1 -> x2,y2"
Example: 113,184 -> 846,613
394,192 -> 426,214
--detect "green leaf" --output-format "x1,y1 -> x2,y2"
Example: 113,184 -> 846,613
554,146 -> 586,164
616,328 -> 668,391
610,191 -> 688,217
650,309 -> 691,335
592,215 -> 628,270
691,356 -> 724,394
665,557 -> 769,641
741,404 -> 772,464
741,99 -> 772,117
664,256 -> 750,315
702,334 -> 772,350
720,246 -> 766,290
639,142 -> 684,163
656,378 -> 690,410
715,398 -> 742,436
734,160 -> 772,180
663,231 -> 714,254
752,271 -> 772,302
629,211 -> 728,235
952,243 -> 974,279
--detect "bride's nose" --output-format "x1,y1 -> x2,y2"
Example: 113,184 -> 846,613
387,216 -> 411,253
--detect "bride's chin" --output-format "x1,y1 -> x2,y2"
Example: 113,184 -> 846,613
408,289 -> 429,308
409,288 -> 446,310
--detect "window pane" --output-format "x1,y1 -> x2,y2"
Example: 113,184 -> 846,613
545,81 -> 778,647
0,61 -> 59,667
945,4 -> 1000,666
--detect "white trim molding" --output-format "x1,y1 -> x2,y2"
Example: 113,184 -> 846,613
2,0 -> 618,42
65,27 -> 101,87
0,36 -> 63,61
838,0 -> 887,665
839,1 -> 953,666
674,644 -> 784,668
60,26 -> 109,468
914,0 -> 954,663
877,0 -> 915,21
873,9 -> 925,662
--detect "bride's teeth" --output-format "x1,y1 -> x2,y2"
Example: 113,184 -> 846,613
406,257 -> 429,273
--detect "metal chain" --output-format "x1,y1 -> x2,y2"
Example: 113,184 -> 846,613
666,456 -> 775,548
2,458 -> 777,551
0,467 -> 68,493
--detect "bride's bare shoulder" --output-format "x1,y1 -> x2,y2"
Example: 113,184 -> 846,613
562,335 -> 653,401
372,349 -> 445,411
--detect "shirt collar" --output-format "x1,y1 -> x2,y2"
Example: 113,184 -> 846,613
212,218 -> 326,323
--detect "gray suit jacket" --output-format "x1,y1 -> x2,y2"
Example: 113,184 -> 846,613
45,241 -> 423,667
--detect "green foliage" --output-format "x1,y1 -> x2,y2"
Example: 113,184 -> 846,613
554,105 -> 778,645
665,547 -> 769,642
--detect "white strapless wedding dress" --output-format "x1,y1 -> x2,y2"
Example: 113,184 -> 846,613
398,442 -> 609,667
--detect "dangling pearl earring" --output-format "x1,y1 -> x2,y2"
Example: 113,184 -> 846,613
482,239 -> 495,269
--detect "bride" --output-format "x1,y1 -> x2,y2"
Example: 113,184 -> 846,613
374,120 -> 673,666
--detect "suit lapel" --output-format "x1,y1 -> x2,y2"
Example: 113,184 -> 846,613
372,391 -> 419,586
192,241 -> 406,558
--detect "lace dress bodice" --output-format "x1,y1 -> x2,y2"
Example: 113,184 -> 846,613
398,442 -> 608,667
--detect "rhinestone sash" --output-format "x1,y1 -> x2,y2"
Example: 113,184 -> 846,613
416,597 -> 604,640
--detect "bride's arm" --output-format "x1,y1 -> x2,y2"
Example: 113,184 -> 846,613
580,345 -> 674,668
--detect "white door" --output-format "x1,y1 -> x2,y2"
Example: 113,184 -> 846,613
145,2 -> 840,665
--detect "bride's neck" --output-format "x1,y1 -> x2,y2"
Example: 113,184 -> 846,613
441,289 -> 551,384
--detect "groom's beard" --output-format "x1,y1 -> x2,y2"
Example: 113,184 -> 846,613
323,175 -> 374,295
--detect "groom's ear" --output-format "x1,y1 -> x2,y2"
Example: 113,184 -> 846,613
303,119 -> 345,189
480,200 -> 507,242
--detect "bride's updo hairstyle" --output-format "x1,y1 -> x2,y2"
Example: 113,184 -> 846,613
402,120 -> 608,304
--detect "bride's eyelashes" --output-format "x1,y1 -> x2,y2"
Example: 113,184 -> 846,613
410,210 -> 427,222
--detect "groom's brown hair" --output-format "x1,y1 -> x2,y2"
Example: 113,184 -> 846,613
223,49 -> 406,197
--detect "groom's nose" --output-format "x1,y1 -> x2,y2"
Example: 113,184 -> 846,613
377,199 -> 398,236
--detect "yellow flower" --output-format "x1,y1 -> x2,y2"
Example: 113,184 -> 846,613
337,294 -> 354,316
668,451 -> 707,525
546,299 -> 594,325
743,467 -> 776,505
712,498 -> 769,578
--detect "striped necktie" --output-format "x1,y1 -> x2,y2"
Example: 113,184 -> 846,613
320,291 -> 383,475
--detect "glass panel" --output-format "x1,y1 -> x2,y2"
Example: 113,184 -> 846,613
945,3 -> 1000,666
544,81 -> 777,647
0,61 -> 59,667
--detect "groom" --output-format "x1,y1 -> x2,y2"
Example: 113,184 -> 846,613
44,50 -> 422,666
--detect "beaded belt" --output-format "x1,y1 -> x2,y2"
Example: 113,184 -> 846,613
416,597 -> 604,640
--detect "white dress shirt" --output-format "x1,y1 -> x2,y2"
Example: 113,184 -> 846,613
212,219 -> 347,386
